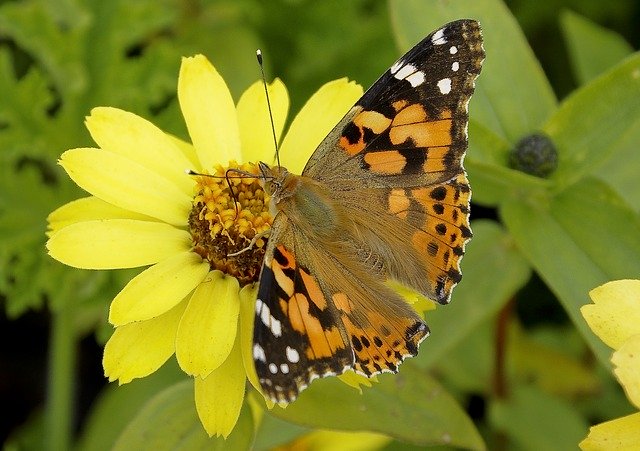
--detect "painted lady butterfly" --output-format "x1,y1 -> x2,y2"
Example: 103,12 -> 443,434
253,19 -> 484,403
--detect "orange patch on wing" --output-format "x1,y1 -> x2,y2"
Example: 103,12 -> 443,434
272,263 -> 294,297
363,151 -> 406,174
299,270 -> 327,310
340,135 -> 366,156
423,146 -> 450,173
389,120 -> 452,148
354,110 -> 392,133
392,103 -> 427,126
332,292 -> 353,314
392,99 -> 409,112
388,188 -> 410,219
339,110 -> 392,157
288,293 -> 307,334
272,245 -> 296,296
287,290 -> 345,360
324,326 -> 347,353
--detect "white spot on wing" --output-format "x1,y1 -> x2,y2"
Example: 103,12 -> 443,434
257,298 -> 282,337
253,343 -> 266,362
270,317 -> 282,337
259,301 -> 271,327
449,45 -> 458,55
452,61 -> 459,72
286,346 -> 300,363
390,60 -> 403,74
406,71 -> 425,87
269,363 -> 278,374
431,28 -> 447,45
437,78 -> 452,95
394,64 -> 417,80
280,363 -> 289,374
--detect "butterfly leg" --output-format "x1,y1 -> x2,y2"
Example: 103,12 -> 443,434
227,229 -> 271,257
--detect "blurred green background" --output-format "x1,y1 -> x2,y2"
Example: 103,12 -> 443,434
1,0 -> 639,449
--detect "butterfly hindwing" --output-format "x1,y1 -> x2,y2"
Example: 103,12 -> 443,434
254,214 -> 429,402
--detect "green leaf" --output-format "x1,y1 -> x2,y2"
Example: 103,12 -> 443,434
417,220 -> 531,368
267,363 -> 484,449
500,177 -> 640,365
77,363 -> 183,451
489,385 -> 589,450
560,10 -> 634,85
113,380 -> 254,451
252,409 -> 309,451
509,324 -> 600,397
389,0 -> 557,142
544,52 -> 640,191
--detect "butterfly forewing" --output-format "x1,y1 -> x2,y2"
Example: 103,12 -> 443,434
254,19 -> 484,403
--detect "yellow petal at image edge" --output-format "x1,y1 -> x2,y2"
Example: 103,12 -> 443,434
86,107 -> 195,194
237,78 -> 289,165
579,412 -> 640,450
175,271 -> 240,377
195,335 -> 245,438
109,251 -> 210,325
47,196 -> 156,236
178,55 -> 241,169
103,300 -> 188,384
582,280 -> 640,350
59,148 -> 192,226
612,334 -> 640,409
279,78 -> 362,174
291,430 -> 391,451
47,219 -> 192,269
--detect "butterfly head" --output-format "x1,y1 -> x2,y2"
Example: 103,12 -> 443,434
258,161 -> 297,209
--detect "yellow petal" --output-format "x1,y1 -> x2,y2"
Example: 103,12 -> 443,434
176,271 -> 240,377
612,334 -> 640,409
59,148 -> 192,226
386,279 -> 436,313
46,219 -> 191,269
47,196 -> 155,236
194,337 -> 246,438
582,280 -> 640,349
290,430 -> 391,451
178,55 -> 241,169
278,78 -> 362,174
103,299 -> 187,384
109,251 -> 210,325
237,78 -> 289,164
338,370 -> 376,392
580,412 -> 640,450
166,134 -> 200,170
86,107 -> 195,194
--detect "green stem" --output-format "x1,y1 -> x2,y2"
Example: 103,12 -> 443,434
46,306 -> 76,451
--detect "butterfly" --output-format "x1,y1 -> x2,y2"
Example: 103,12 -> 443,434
252,19 -> 484,403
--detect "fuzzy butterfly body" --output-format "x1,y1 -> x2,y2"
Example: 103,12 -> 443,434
253,19 -> 484,403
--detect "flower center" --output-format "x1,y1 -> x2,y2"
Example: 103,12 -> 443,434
188,161 -> 272,286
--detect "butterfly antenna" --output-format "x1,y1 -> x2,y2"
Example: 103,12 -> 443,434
256,49 -> 281,168
225,168 -> 241,218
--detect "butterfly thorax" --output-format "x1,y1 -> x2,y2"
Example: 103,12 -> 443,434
259,162 -> 341,239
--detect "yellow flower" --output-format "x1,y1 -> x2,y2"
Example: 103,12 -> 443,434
580,279 -> 640,450
46,54 -> 363,437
